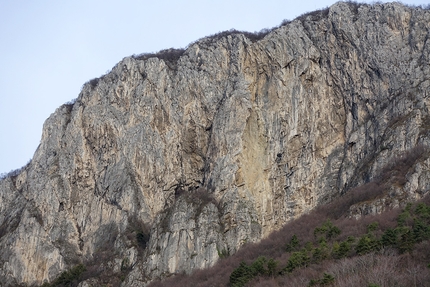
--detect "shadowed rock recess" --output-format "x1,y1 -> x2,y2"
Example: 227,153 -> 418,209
1,2 -> 430,286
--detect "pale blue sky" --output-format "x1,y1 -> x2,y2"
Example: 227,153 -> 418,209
0,0 -> 428,174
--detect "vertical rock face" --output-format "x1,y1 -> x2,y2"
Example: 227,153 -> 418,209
1,2 -> 430,286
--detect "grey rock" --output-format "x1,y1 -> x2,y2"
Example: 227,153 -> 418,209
1,2 -> 430,285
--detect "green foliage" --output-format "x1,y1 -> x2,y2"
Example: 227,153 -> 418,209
332,240 -> 352,259
229,256 -> 278,287
415,202 -> 428,215
318,237 -> 327,244
405,202 -> 413,212
309,273 -> 335,286
367,222 -> 379,232
390,201 -> 430,252
355,234 -> 380,255
355,221 -> 382,255
331,242 -> 340,256
121,257 -> 130,271
397,210 -> 411,226
251,256 -> 267,276
286,234 -> 300,252
369,199 -> 430,254
412,218 -> 430,242
320,273 -> 335,285
267,258 -> 278,277
397,229 -> 415,253
314,220 -> 341,241
346,236 -> 356,244
304,241 -> 314,252
45,264 -> 86,287
217,247 -> 230,259
381,228 -> 397,247
338,241 -> 351,257
227,201 -> 430,286
283,250 -> 310,273
230,261 -> 253,287
397,203 -> 414,227
312,241 -> 329,263
415,202 -> 430,218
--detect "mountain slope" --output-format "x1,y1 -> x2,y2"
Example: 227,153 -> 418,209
147,194 -> 430,287
1,2 -> 430,286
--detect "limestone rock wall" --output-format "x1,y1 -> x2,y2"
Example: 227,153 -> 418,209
1,2 -> 430,286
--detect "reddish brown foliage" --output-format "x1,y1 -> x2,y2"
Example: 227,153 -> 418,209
378,144 -> 428,186
148,191 -> 430,287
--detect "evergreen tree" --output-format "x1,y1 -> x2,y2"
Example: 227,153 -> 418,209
381,228 -> 397,247
286,234 -> 300,252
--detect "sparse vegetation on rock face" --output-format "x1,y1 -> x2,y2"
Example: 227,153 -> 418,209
2,2 -> 430,286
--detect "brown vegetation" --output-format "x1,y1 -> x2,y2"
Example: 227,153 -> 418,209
149,195 -> 430,287
133,48 -> 186,68
125,214 -> 151,255
0,159 -> 31,180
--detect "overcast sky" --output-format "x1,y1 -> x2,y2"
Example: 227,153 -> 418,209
0,0 -> 428,174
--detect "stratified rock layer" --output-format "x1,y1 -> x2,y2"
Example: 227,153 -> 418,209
1,2 -> 430,286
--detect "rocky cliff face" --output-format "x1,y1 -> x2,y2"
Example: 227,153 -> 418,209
1,2 -> 430,286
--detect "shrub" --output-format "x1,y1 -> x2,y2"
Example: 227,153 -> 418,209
286,234 -> 300,252
174,186 -> 217,216
230,261 -> 253,287
309,272 -> 335,286
312,240 -> 330,263
355,234 -> 380,255
63,98 -> 77,107
121,257 -> 131,272
332,240 -> 352,259
82,78 -> 99,90
345,1 -> 362,15
217,247 -> 230,259
45,264 -> 86,287
412,219 -> 430,242
267,258 -> 279,277
0,159 -> 31,180
148,195 -> 430,287
397,209 -> 412,226
194,28 -> 271,46
296,7 -> 329,23
319,182 -> 384,220
279,19 -> 292,27
397,229 -> 415,253
367,222 -> 379,233
381,228 -> 397,247
314,220 -> 341,241
133,48 -> 185,68
126,215 -> 151,253
415,202 -> 430,218
378,145 -> 428,186
229,256 -> 279,286
283,250 -> 310,273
